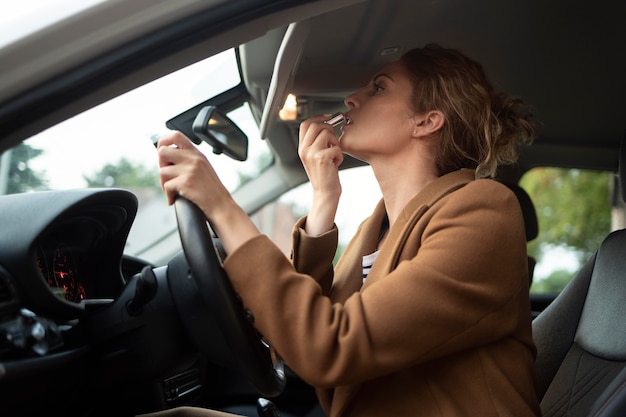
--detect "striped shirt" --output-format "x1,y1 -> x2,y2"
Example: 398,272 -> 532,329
362,250 -> 380,283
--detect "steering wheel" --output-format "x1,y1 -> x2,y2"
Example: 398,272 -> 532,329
174,196 -> 286,397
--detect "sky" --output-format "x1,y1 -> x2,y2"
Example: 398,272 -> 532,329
25,50 -> 240,189
0,0 -> 107,49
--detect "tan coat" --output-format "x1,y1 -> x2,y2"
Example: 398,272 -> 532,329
224,169 -> 540,417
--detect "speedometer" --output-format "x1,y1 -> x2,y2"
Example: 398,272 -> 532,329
37,245 -> 86,302
51,246 -> 86,302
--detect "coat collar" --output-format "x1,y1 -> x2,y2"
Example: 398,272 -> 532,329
362,169 -> 475,286
362,169 -> 475,239
332,169 -> 476,299
399,169 -> 476,222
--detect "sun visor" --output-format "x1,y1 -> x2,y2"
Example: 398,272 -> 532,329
259,20 -> 311,139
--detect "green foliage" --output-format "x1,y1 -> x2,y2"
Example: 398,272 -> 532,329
2,143 -> 48,194
521,167 -> 612,294
530,269 -> 573,294
83,158 -> 159,189
520,168 -> 611,264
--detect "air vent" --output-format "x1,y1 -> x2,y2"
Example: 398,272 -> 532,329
0,279 -> 10,302
0,268 -> 18,307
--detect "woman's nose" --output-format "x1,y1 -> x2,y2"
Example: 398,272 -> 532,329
344,92 -> 358,109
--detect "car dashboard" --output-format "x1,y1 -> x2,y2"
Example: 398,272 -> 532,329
0,188 -> 236,416
0,189 -> 139,353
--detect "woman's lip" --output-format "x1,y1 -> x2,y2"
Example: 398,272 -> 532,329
341,115 -> 353,128
340,117 -> 352,133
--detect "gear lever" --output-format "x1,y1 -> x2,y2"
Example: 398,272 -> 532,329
256,398 -> 280,417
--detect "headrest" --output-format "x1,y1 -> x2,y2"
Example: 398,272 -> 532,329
576,229 -> 626,360
617,133 -> 626,201
506,183 -> 539,242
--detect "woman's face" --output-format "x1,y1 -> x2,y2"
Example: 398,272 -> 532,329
339,60 -> 418,162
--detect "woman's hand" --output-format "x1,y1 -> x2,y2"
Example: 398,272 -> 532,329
157,131 -> 229,214
156,131 -> 259,254
298,116 -> 344,236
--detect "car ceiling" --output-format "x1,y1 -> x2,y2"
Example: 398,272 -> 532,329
1,0 -> 625,177
241,0 -> 626,175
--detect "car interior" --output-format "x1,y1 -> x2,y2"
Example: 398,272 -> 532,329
530,136 -> 626,417
0,0 -> 625,416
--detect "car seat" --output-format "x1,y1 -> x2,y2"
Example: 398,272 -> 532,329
505,182 -> 539,286
531,136 -> 626,416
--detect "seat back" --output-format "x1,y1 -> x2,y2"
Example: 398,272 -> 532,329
505,183 -> 539,285
532,136 -> 626,417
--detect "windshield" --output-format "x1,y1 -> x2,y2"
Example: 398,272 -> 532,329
0,0 -> 108,49
0,49 -> 272,265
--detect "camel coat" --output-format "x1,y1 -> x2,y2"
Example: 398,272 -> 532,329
222,169 -> 540,416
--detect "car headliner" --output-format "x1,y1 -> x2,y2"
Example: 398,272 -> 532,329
0,0 -> 625,178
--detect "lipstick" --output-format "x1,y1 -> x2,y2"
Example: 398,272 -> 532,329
324,112 -> 346,128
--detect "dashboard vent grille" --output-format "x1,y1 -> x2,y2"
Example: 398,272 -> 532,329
0,269 -> 17,306
0,278 -> 11,302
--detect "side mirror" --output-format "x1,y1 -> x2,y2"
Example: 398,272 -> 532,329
192,106 -> 248,161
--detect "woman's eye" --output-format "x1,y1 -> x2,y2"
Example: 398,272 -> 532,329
372,83 -> 384,93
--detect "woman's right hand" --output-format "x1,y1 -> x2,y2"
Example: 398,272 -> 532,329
298,115 -> 344,236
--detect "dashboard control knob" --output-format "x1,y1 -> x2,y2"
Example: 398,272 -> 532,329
126,266 -> 158,316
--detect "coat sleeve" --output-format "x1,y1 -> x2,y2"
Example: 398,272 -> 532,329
223,180 -> 528,388
289,216 -> 338,295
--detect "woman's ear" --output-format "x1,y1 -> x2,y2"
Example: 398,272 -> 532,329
412,110 -> 445,137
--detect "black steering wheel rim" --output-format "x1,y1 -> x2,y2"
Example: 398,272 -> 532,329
174,196 -> 286,397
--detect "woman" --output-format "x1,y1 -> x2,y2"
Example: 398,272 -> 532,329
153,44 -> 540,416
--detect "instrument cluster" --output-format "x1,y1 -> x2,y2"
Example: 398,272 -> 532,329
0,189 -> 138,319
33,216 -> 110,304
37,244 -> 87,303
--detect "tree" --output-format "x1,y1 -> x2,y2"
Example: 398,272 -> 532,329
83,158 -> 160,189
520,167 -> 611,264
521,167 -> 612,294
530,269 -> 573,294
1,143 -> 48,194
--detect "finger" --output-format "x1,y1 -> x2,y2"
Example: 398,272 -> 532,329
299,116 -> 336,147
329,145 -> 344,168
298,114 -> 327,135
157,163 -> 177,188
157,163 -> 183,204
160,166 -> 205,207
162,178 -> 182,206
157,136 -> 205,168
157,131 -> 194,150
324,131 -> 341,149
157,144 -> 188,168
299,126 -> 340,159
312,144 -> 344,169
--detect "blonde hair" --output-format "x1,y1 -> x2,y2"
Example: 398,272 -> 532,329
400,44 -> 536,178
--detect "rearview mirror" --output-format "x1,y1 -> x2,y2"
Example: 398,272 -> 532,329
192,106 -> 248,161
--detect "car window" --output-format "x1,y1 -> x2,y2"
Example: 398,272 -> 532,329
257,165 -> 381,261
520,167 -> 617,294
0,49 -> 272,265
